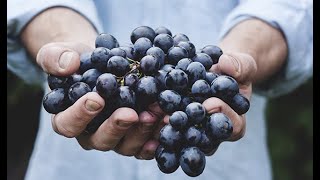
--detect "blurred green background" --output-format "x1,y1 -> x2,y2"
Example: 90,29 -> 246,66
7,70 -> 313,180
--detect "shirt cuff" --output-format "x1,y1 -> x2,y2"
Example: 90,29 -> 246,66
7,0 -> 103,85
218,0 -> 313,98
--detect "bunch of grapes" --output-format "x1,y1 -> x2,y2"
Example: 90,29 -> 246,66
42,26 -> 250,177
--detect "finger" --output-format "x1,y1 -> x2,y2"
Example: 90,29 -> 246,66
87,108 -> 139,151
36,42 -> 93,76
135,140 -> 159,160
114,102 -> 165,156
51,92 -> 105,138
202,97 -> 246,141
209,52 -> 257,85
152,115 -> 168,140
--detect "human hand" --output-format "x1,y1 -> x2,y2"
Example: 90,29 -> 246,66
37,42 -> 166,158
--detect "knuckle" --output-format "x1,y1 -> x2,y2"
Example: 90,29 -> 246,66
92,142 -> 113,151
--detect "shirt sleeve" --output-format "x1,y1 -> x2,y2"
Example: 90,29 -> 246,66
7,0 -> 103,85
218,0 -> 313,98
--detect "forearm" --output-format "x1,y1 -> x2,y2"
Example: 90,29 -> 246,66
21,7 -> 98,59
219,19 -> 288,83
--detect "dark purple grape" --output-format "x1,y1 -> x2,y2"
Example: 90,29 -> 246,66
185,102 -> 206,125
155,26 -> 172,36
146,47 -> 165,67
161,64 -> 175,72
130,26 -> 156,43
177,41 -> 196,58
66,74 -> 82,87
133,37 -> 153,59
206,113 -> 233,141
167,46 -> 189,65
158,90 -> 182,114
159,124 -> 182,150
82,69 -> 102,89
154,70 -> 168,90
211,75 -> 239,101
155,148 -> 179,174
84,106 -> 113,134
43,88 -> 69,114
140,55 -> 161,75
119,46 -> 136,60
175,58 -> 192,71
79,52 -> 94,74
180,147 -> 206,177
173,33 -> 189,46
180,96 -> 192,111
124,73 -> 139,89
68,82 -> 91,104
228,93 -> 250,115
135,76 -> 159,105
106,56 -> 130,77
198,130 -> 220,155
96,73 -> 119,99
91,47 -> 111,72
191,79 -> 212,103
47,74 -> 68,90
201,45 -> 223,64
205,72 -> 219,84
110,47 -> 126,58
115,86 -> 136,108
153,34 -> 174,54
169,111 -> 189,130
192,53 -> 213,70
184,126 -> 202,146
165,69 -> 188,93
185,62 -> 206,86
95,33 -> 119,49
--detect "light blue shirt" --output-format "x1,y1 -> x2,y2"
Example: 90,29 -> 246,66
7,0 -> 313,180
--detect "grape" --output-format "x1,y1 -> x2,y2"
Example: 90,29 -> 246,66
211,75 -> 239,101
158,90 -> 182,114
82,69 -> 102,89
68,82 -> 91,104
146,47 -> 165,66
106,56 -> 130,77
177,41 -> 196,58
79,52 -> 94,74
47,74 -> 68,90
192,53 -> 213,70
185,102 -> 206,125
198,130 -> 220,155
180,147 -> 206,177
167,46 -> 189,65
115,86 -> 136,108
180,96 -> 192,111
91,47 -> 112,72
201,45 -> 223,64
206,113 -> 233,141
119,46 -> 136,60
165,69 -> 188,93
185,62 -> 206,86
169,111 -> 189,130
95,33 -> 119,49
130,26 -> 156,43
159,124 -> 182,150
85,106 -> 113,134
135,76 -> 159,105
110,47 -> 126,58
154,70 -> 168,90
228,93 -> 250,115
96,73 -> 119,99
205,72 -> 219,84
191,79 -> 212,103
161,64 -> 175,72
153,34 -> 174,54
66,74 -> 83,87
155,147 -> 180,174
173,33 -> 189,45
124,73 -> 139,89
175,58 -> 192,71
43,88 -> 69,114
184,126 -> 202,146
155,26 -> 172,36
140,55 -> 160,75
133,37 -> 153,59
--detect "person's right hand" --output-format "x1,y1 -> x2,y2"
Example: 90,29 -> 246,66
37,42 -> 166,159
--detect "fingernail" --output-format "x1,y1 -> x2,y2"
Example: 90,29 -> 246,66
59,51 -> 74,69
85,100 -> 102,112
225,54 -> 240,72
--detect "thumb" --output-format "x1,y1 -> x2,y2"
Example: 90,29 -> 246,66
210,52 -> 257,85
36,42 -> 93,76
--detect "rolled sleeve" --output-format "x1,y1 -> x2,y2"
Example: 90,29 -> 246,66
219,0 -> 313,98
7,0 -> 103,85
